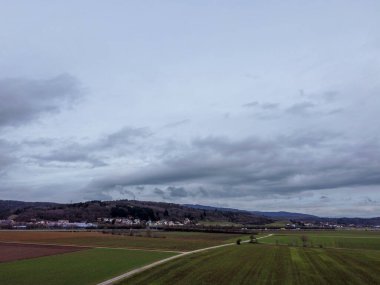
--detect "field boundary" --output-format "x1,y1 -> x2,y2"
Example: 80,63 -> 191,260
0,241 -> 183,254
97,234 -> 273,285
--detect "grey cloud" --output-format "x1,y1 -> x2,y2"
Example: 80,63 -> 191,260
153,186 -> 189,200
34,144 -> 107,168
167,186 -> 188,198
163,119 -> 190,128
246,93 -> 342,120
154,188 -> 165,196
0,139 -> 19,174
242,101 -> 259,107
301,90 -> 339,103
320,195 -> 329,201
84,131 -> 380,200
0,74 -> 82,128
242,101 -> 279,110
22,138 -> 56,147
286,102 -> 316,115
242,101 -> 282,120
320,91 -> 339,102
261,103 -> 279,109
31,126 -> 151,167
96,127 -> 151,149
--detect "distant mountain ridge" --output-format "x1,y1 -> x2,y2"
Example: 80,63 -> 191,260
0,199 -> 271,225
184,204 -> 380,226
184,204 -> 318,219
1,200 -> 379,226
250,211 -> 318,219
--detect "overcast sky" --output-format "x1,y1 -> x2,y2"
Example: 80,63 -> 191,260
1,1 -> 380,217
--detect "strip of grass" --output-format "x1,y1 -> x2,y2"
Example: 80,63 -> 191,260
0,248 -> 175,285
260,231 -> 380,250
119,244 -> 380,285
0,231 -> 246,251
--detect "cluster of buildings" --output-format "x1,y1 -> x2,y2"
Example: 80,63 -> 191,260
97,217 -> 193,227
97,217 -> 141,225
0,219 -> 96,229
147,218 -> 192,227
0,217 -> 194,229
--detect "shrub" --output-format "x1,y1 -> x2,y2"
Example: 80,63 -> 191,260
249,235 -> 257,244
301,235 -> 309,247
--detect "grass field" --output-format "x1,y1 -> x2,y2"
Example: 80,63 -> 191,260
1,230 -> 379,285
259,230 -> 380,250
0,248 -> 175,285
0,230 -> 247,251
119,243 -> 380,285
0,242 -> 85,262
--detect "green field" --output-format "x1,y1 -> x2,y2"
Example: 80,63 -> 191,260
0,248 -> 175,285
119,243 -> 380,285
1,230 -> 380,285
259,230 -> 380,250
0,230 -> 248,251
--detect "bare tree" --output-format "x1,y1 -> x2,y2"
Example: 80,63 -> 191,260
301,235 -> 309,247
249,234 -> 258,244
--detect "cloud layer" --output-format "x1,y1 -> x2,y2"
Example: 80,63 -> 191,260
0,74 -> 81,128
0,1 -> 380,217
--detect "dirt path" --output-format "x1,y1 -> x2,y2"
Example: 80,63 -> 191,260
97,234 -> 273,285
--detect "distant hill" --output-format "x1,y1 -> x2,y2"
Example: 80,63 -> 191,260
0,200 -> 58,219
184,204 -> 318,219
183,204 -> 248,213
184,204 -> 380,226
250,211 -> 318,219
0,199 -> 271,225
2,200 -> 379,226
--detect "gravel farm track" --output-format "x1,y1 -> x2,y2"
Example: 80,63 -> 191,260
97,234 -> 273,285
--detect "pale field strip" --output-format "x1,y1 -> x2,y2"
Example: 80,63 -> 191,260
97,234 -> 273,285
0,240 -> 183,254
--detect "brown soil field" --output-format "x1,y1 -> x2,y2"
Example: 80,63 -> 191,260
0,230 -> 244,251
0,242 -> 87,263
0,231 -> 97,242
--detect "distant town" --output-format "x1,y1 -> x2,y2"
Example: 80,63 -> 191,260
1,217 -> 379,230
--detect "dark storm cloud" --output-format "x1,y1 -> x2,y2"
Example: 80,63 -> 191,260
0,74 -> 82,127
32,126 -> 151,167
84,131 -> 380,199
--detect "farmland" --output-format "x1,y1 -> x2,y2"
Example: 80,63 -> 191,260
120,243 -> 380,285
0,242 -> 85,262
0,230 -> 379,285
0,230 -> 246,251
0,248 -> 175,285
259,230 -> 380,250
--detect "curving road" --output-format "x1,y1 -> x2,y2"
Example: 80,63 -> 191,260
97,234 -> 273,285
